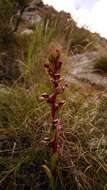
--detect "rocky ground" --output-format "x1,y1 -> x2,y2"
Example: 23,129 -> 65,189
65,51 -> 107,89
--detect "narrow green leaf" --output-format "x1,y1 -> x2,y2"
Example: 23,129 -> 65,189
42,165 -> 56,190
50,152 -> 59,170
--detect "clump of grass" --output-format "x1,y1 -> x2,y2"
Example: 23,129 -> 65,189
68,27 -> 94,54
18,21 -> 64,88
94,56 -> 107,73
60,85 -> 107,190
0,82 -> 107,190
0,85 -> 50,130
0,85 -> 51,189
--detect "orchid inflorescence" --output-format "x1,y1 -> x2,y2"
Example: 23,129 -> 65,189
40,48 -> 67,180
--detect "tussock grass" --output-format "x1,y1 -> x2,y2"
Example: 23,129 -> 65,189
94,56 -> 107,73
60,85 -> 107,190
0,83 -> 107,189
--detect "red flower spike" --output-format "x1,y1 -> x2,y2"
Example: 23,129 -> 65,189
51,119 -> 61,137
40,49 -> 67,179
56,61 -> 63,72
53,119 -> 59,125
54,73 -> 61,80
56,121 -> 61,135
55,85 -> 65,95
47,94 -> 56,104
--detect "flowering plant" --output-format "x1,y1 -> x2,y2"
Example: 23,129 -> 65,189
40,48 -> 67,189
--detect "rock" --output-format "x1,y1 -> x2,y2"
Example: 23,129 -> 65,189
0,53 -> 23,83
65,51 -> 107,88
22,0 -> 43,24
22,13 -> 42,24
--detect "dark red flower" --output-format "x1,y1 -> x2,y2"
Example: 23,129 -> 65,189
40,93 -> 49,101
40,49 -> 66,178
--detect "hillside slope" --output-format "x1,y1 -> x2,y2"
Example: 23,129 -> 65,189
0,1 -> 107,190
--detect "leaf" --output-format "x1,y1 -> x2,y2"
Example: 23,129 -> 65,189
50,152 -> 59,170
42,165 -> 56,190
42,165 -> 54,182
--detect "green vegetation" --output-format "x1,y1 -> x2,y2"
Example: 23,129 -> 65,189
69,27 -> 94,53
0,83 -> 107,190
0,0 -> 30,42
94,55 -> 107,73
0,1 -> 107,189
0,0 -> 14,42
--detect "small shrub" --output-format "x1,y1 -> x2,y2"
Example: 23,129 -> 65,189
94,56 -> 107,73
69,27 -> 93,53
0,0 -> 14,43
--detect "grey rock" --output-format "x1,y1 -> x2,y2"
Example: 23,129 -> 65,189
65,51 -> 107,88
22,11 -> 42,24
0,53 -> 23,83
22,0 -> 43,24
